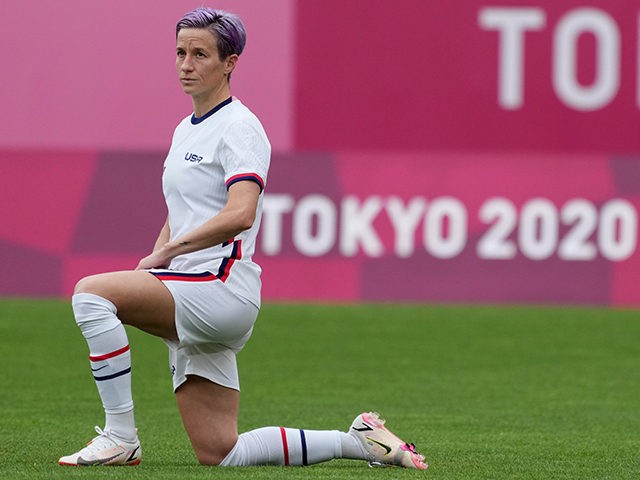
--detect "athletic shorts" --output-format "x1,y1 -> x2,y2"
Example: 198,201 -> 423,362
149,270 -> 259,392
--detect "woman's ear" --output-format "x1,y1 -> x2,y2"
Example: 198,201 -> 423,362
225,54 -> 239,75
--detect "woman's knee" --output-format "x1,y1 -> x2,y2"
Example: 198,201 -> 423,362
74,274 -> 105,296
193,440 -> 236,466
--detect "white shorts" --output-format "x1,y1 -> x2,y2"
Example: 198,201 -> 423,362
149,270 -> 259,392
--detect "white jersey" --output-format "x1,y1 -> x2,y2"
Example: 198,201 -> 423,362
161,98 -> 271,307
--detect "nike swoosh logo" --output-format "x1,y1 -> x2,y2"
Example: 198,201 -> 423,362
77,453 -> 120,465
126,446 -> 140,463
91,365 -> 108,372
366,437 -> 392,455
352,423 -> 373,432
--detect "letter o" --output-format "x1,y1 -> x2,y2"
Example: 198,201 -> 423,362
292,195 -> 337,256
553,8 -> 620,111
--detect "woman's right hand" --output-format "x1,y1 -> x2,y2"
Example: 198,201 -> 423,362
135,249 -> 172,271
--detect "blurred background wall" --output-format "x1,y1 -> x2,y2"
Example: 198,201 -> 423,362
2,0 -> 639,305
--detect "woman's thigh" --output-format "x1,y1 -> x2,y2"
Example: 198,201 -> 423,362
74,270 -> 177,341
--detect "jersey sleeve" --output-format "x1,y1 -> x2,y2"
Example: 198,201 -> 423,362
219,119 -> 271,192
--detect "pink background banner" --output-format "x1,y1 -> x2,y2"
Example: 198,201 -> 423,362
296,1 -> 640,151
2,1 -> 640,306
258,152 -> 640,306
2,150 -> 638,307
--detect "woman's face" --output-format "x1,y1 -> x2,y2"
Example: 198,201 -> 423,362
176,28 -> 235,99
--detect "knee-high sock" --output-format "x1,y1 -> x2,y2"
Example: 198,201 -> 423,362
220,427 -> 366,466
72,293 -> 136,441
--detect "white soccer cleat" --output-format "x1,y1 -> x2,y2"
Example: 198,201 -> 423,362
349,412 -> 428,470
58,426 -> 142,466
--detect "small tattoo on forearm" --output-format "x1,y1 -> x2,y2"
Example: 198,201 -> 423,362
179,241 -> 191,246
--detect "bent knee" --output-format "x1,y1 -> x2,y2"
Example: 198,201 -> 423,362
73,273 -> 121,298
74,275 -> 103,295
191,438 -> 236,466
194,448 -> 229,466
197,455 -> 221,466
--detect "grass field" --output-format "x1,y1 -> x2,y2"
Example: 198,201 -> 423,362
0,298 -> 638,479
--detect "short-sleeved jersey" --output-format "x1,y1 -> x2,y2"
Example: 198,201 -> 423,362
162,98 -> 271,307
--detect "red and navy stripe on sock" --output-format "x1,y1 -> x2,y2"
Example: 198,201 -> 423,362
280,427 -> 308,466
89,345 -> 131,381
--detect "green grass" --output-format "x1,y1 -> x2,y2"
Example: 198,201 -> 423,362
0,299 -> 639,479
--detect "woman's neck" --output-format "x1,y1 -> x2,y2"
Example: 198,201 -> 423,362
192,84 -> 231,117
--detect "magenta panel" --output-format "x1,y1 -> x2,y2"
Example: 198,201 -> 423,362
1,241 -> 63,296
258,257 -> 361,302
295,1 -> 640,152
253,151 -> 640,306
70,151 -> 166,254
0,150 -> 98,254
1,149 -> 639,306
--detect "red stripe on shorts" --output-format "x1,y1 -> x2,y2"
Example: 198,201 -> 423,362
279,427 -> 290,466
151,272 -> 218,282
89,344 -> 130,361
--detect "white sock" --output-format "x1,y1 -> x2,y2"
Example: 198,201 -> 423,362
220,427 -> 350,466
341,431 -> 368,459
72,293 -> 136,441
104,410 -> 136,442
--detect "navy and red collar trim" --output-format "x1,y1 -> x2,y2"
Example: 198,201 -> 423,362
191,96 -> 233,125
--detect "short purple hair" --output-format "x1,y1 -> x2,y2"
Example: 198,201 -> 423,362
176,7 -> 246,60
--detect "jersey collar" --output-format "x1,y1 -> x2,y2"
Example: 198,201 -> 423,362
191,97 -> 233,125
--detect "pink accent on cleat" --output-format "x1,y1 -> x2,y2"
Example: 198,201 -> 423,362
349,412 -> 428,470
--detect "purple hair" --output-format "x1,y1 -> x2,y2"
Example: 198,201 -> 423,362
176,7 -> 246,60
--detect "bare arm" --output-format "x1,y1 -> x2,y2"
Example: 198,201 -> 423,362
135,181 -> 261,270
134,216 -> 170,270
152,216 -> 171,253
